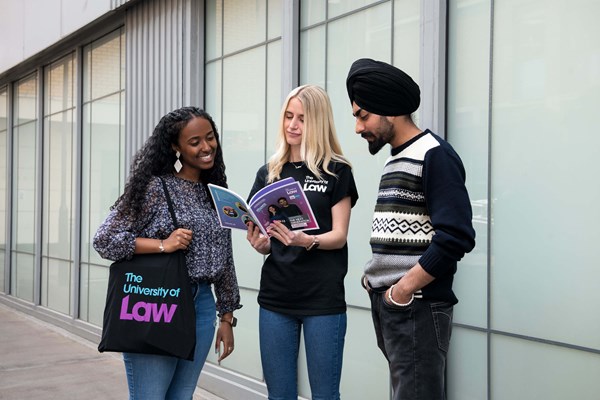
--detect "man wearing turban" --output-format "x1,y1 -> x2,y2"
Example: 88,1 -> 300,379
347,58 -> 476,400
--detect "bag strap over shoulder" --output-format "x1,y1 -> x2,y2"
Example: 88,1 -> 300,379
159,177 -> 179,227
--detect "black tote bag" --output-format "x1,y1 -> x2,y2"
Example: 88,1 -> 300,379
98,177 -> 196,360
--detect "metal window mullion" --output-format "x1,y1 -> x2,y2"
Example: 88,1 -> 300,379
71,46 -> 84,320
419,0 -> 447,137
487,2 -> 495,399
4,83 -> 14,295
184,0 -> 204,107
34,67 -> 44,306
281,0 -> 299,102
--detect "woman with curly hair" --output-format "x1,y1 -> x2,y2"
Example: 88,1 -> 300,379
94,106 -> 241,399
246,85 -> 359,400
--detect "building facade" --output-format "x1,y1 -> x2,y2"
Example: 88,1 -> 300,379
1,0 -> 599,399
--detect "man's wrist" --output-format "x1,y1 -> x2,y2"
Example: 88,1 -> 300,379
389,284 -> 414,306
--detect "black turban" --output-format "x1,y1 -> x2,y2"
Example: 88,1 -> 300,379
346,58 -> 420,116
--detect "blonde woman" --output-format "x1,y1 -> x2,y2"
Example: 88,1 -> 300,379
246,85 -> 359,400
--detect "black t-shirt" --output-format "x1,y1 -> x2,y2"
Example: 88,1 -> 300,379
248,161 -> 359,315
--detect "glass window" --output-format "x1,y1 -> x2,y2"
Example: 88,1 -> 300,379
0,86 -> 7,293
300,0 -> 326,27
41,53 -> 76,315
447,327 -> 487,400
323,2 -> 395,314
221,46 -> 268,301
490,0 -> 600,349
223,0 -> 267,55
222,47 -> 266,163
265,40 -> 282,155
298,2 -> 420,398
205,0 -> 223,60
300,25 -> 326,87
205,287 -> 264,379
205,0 -> 283,384
87,33 -> 123,102
491,335 -> 600,399
447,0 -> 491,328
267,0 -> 282,39
328,0 -> 381,19
392,0 -> 420,80
339,307 -> 390,398
12,74 -> 38,302
80,29 -> 125,325
204,60 -> 222,123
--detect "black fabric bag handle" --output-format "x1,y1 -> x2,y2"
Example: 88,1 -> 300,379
159,177 -> 179,228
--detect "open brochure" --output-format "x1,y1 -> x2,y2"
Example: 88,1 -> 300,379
207,177 -> 319,236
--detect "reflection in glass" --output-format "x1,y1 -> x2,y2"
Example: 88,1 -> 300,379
12,75 -> 38,302
446,0 -> 490,328
41,258 -> 71,314
223,0 -> 267,54
80,29 -> 125,324
42,54 -> 76,314
15,75 -> 37,125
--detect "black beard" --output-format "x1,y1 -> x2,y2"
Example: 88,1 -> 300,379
362,133 -> 387,155
368,137 -> 386,155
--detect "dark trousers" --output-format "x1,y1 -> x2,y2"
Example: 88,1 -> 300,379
369,292 -> 453,400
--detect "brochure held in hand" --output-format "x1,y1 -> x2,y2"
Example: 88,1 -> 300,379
208,177 -> 319,236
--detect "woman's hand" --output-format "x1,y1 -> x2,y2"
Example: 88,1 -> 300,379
164,228 -> 193,252
215,314 -> 235,363
267,221 -> 311,248
246,222 -> 271,254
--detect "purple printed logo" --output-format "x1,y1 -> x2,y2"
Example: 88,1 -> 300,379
118,272 -> 181,323
119,295 -> 178,323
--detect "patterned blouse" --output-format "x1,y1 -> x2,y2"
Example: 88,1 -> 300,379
93,174 -> 241,316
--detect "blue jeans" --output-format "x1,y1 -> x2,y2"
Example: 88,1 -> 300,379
369,291 -> 453,400
123,282 -> 216,400
259,307 -> 346,400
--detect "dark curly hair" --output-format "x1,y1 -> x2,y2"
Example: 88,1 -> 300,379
111,106 -> 227,218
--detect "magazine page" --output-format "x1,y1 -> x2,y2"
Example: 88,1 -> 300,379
248,178 -> 319,232
249,177 -> 295,204
207,184 -> 267,236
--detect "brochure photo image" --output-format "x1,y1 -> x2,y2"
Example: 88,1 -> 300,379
208,178 -> 319,236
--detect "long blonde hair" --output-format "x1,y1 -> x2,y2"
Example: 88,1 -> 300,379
267,84 -> 351,183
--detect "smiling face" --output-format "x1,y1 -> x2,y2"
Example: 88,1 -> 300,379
173,116 -> 218,181
284,97 -> 304,149
352,101 -> 396,155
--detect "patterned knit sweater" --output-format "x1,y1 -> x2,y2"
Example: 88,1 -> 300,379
364,130 -> 476,304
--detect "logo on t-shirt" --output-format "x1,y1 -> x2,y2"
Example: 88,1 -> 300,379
303,175 -> 328,193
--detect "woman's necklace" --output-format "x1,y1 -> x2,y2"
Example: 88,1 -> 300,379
291,161 -> 304,169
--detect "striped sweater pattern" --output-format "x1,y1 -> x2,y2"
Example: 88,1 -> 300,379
364,133 -> 441,289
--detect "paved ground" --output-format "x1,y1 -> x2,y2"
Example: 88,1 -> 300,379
0,303 -> 224,400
